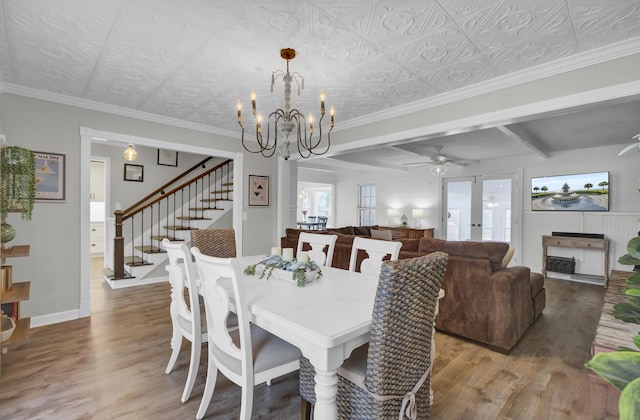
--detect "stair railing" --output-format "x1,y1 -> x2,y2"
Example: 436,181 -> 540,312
111,158 -> 233,279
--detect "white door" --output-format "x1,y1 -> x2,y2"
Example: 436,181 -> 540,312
443,175 -> 515,242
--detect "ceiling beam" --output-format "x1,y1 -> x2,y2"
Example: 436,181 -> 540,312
496,125 -> 551,158
328,154 -> 410,172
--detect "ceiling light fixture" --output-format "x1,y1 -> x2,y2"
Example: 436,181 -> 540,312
124,144 -> 137,161
430,162 -> 447,176
486,193 -> 499,208
237,48 -> 334,160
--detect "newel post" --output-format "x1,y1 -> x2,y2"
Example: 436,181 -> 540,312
113,210 -> 126,279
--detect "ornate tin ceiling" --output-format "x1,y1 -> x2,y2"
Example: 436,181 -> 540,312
1,0 -> 639,138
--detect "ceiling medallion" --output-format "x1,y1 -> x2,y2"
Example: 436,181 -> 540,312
237,48 -> 334,160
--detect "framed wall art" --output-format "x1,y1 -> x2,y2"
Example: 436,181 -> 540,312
124,164 -> 144,182
33,151 -> 66,201
157,149 -> 178,167
248,175 -> 269,207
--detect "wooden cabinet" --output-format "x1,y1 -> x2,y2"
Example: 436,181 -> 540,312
542,235 -> 610,286
1,245 -> 31,353
90,221 -> 105,255
378,226 -> 434,240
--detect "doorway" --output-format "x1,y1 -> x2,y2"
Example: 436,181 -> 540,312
443,174 -> 516,242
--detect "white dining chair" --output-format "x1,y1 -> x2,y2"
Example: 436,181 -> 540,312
162,238 -> 207,404
296,232 -> 338,267
348,237 -> 403,276
192,248 -> 301,420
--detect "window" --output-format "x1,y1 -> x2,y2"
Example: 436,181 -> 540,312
298,182 -> 332,225
358,184 -> 376,226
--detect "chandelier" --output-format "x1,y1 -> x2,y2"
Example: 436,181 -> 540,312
237,48 -> 334,160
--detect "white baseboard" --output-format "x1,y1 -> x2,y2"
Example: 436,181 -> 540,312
31,309 -> 80,328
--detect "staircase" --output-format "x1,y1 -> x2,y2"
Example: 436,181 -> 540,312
103,158 -> 234,288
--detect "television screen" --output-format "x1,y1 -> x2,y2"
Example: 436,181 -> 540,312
531,171 -> 609,211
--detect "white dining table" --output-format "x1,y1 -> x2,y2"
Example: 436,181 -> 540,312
236,255 -> 378,420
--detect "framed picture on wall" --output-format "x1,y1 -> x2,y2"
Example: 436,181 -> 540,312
248,175 -> 269,206
124,164 -> 144,182
33,151 -> 66,201
157,149 -> 178,167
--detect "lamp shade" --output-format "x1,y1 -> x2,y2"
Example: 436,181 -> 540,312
412,209 -> 423,218
124,144 -> 137,161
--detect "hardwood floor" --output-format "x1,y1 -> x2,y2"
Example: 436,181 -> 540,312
0,258 -> 621,419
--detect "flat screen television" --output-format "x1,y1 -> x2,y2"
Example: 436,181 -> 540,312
531,171 -> 609,211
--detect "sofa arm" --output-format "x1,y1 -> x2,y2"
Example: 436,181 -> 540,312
436,258 -> 534,351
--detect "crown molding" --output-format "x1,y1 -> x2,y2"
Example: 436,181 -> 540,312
335,36 -> 640,132
2,83 -> 237,138
3,36 -> 639,138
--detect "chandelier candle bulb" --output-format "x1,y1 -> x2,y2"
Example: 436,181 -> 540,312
320,90 -> 325,113
237,100 -> 242,123
251,89 -> 256,114
282,248 -> 294,262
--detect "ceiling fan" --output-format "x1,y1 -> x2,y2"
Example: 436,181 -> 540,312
618,133 -> 640,156
403,146 -> 478,176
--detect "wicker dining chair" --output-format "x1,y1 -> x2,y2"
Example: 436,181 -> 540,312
191,228 -> 236,258
299,252 -> 448,420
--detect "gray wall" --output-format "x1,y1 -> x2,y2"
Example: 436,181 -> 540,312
0,93 -> 278,323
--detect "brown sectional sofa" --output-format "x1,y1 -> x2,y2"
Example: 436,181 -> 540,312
281,226 -> 546,352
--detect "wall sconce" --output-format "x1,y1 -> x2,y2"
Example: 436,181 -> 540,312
124,144 -> 137,161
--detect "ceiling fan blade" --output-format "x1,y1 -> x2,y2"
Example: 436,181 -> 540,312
633,133 -> 640,140
618,143 -> 639,156
402,161 -> 431,166
450,158 -> 479,166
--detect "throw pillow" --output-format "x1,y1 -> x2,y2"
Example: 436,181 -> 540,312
501,246 -> 516,268
370,229 -> 392,241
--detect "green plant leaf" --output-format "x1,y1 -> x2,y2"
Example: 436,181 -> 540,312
619,377 -> 640,420
627,274 -> 640,287
634,334 -> 640,350
628,237 -> 640,260
626,288 -> 640,297
620,254 -> 640,266
586,352 -> 640,391
614,302 -> 640,324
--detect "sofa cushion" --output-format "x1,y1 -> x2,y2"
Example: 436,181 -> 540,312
353,226 -> 372,236
328,226 -> 355,235
285,228 -> 303,239
418,238 -> 508,272
335,234 -> 358,245
530,272 -> 545,297
398,239 -> 420,252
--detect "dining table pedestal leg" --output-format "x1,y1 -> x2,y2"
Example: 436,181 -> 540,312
314,369 -> 339,420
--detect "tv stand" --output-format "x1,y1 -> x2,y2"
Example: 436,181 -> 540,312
542,235 -> 609,287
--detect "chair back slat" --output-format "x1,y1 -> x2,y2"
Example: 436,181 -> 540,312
192,248 -> 252,381
163,239 -> 200,331
297,232 -> 338,267
348,237 -> 402,276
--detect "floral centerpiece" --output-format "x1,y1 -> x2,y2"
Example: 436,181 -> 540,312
244,255 -> 322,287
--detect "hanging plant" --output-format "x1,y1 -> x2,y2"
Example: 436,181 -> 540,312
1,146 -> 36,221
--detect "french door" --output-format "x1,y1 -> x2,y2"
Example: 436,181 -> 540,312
443,174 -> 516,242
